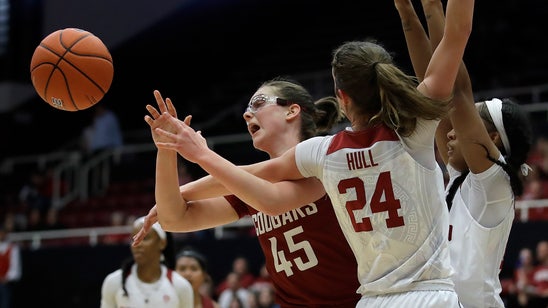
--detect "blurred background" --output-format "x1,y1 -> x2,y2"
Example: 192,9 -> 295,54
0,0 -> 547,307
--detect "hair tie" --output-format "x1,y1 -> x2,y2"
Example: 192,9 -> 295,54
520,163 -> 533,177
485,98 -> 511,155
372,62 -> 380,70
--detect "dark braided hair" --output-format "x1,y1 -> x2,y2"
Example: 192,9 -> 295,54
446,98 -> 533,209
121,257 -> 134,297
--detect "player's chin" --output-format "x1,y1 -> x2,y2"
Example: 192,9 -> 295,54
251,135 -> 267,151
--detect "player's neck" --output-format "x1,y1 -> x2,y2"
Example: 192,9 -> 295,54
136,264 -> 162,283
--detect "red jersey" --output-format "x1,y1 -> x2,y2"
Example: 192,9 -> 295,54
225,194 -> 360,308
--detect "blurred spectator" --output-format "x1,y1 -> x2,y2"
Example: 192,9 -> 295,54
42,208 -> 66,230
217,272 -> 251,308
246,291 -> 258,308
531,240 -> 548,307
514,247 -> 537,307
25,208 -> 44,231
175,248 -> 219,308
248,263 -> 272,293
523,135 -> 548,200
101,211 -> 129,245
518,135 -> 548,221
3,211 -> 26,233
81,104 -> 123,156
18,170 -> 51,214
227,296 -> 245,308
0,224 -> 22,308
256,285 -> 279,308
216,256 -> 256,297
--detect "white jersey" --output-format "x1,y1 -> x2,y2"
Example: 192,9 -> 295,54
296,123 -> 455,297
447,158 -> 514,308
100,264 -> 193,308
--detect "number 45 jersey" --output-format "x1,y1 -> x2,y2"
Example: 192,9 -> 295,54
295,123 -> 455,297
225,193 -> 361,307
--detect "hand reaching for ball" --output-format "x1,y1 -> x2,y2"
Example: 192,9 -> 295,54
144,91 -> 210,163
144,90 -> 210,165
145,90 -> 187,146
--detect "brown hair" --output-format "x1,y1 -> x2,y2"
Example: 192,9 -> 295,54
331,40 -> 449,136
260,77 -> 344,140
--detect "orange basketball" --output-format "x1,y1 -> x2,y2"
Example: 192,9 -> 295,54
30,28 -> 114,111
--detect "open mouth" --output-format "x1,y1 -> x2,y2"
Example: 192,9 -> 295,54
248,123 -> 260,135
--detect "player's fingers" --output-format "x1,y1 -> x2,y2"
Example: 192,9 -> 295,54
153,90 -> 168,114
166,98 -> 178,118
132,229 -> 144,246
154,128 -> 178,140
144,115 -> 153,126
183,115 -> 192,126
146,105 -> 161,119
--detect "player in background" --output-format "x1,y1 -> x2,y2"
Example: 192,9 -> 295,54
137,78 -> 361,307
175,248 -> 219,308
101,216 -> 193,308
394,0 -> 533,306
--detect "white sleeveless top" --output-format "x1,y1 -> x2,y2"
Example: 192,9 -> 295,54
296,123 -> 454,296
447,160 -> 514,308
100,264 -> 193,308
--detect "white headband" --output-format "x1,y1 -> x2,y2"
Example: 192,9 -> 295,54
485,98 -> 511,156
134,216 -> 166,240
485,98 -> 533,177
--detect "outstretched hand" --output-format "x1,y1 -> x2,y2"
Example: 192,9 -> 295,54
145,90 -> 192,146
132,205 -> 158,246
134,89 -> 195,246
151,113 -> 209,164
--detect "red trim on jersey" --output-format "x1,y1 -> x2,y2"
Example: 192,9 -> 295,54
327,124 -> 399,155
224,195 -> 248,218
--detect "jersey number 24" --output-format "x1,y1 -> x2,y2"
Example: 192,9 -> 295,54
338,171 -> 405,231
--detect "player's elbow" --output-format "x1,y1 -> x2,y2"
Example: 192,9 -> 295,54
157,217 -> 179,232
156,209 -> 185,232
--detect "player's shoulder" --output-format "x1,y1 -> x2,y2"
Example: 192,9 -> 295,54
297,135 -> 332,152
104,269 -> 123,281
167,268 -> 192,289
101,269 -> 123,290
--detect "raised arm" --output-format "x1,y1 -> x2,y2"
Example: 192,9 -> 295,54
150,111 -> 325,215
394,0 -> 432,81
133,91 -> 240,245
180,157 -> 300,200
416,0 -> 476,166
422,0 -> 446,50
418,0 -> 474,101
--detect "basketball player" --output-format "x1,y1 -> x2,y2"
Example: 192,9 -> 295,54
138,77 -> 362,307
394,0 -> 533,306
100,217 -> 193,308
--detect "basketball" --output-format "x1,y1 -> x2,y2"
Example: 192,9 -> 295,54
30,28 -> 114,111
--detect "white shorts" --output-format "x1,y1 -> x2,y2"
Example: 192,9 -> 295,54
356,290 -> 462,308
